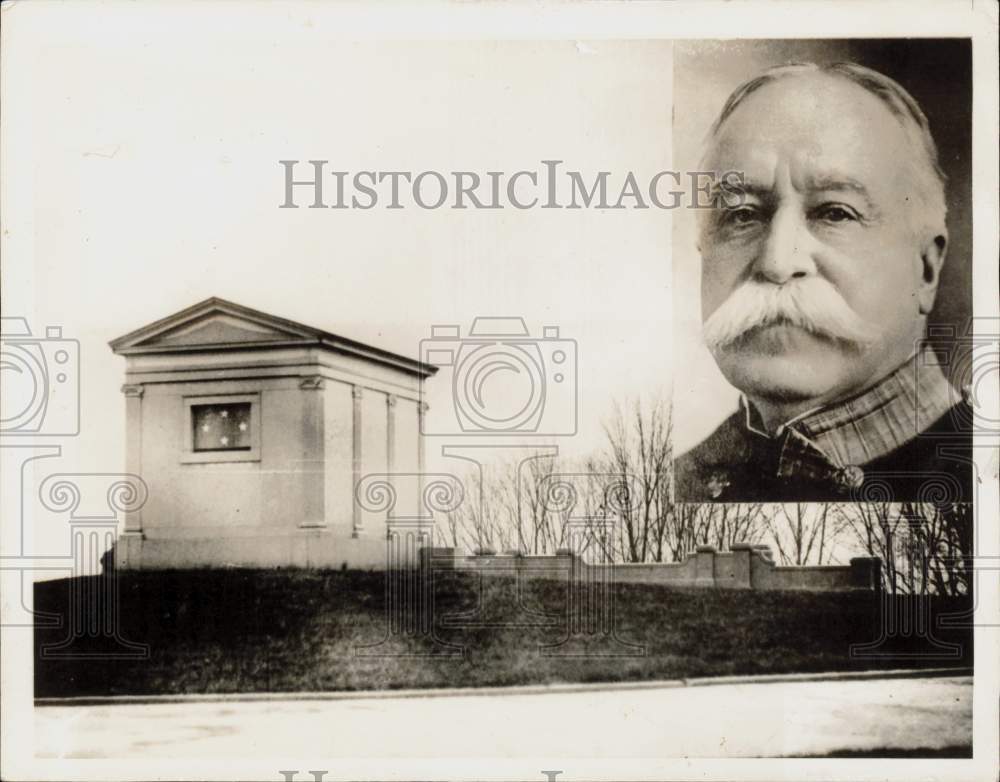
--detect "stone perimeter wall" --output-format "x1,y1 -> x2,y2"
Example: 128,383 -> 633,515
422,543 -> 882,593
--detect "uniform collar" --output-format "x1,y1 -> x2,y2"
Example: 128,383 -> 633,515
740,344 -> 958,473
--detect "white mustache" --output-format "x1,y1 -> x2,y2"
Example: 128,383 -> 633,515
703,278 -> 878,351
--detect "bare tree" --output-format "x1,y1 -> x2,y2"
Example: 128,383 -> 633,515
439,451 -> 583,557
439,464 -> 518,553
703,503 -> 769,552
666,502 -> 767,559
926,502 -> 973,596
834,502 -> 972,594
836,502 -> 904,591
513,452 -> 562,555
440,396 -> 864,570
766,504 -> 838,565
596,396 -> 674,562
897,502 -> 973,596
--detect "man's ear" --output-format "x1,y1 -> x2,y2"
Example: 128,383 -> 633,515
917,233 -> 947,315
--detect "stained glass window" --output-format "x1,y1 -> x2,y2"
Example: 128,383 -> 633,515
191,402 -> 252,451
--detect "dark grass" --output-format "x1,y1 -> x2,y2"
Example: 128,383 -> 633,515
799,745 -> 973,758
34,569 -> 973,697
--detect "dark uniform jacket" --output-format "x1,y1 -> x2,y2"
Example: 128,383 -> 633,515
674,346 -> 974,503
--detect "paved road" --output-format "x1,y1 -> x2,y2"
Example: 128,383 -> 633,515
35,675 -> 971,759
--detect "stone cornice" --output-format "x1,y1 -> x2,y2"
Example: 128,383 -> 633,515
109,296 -> 437,378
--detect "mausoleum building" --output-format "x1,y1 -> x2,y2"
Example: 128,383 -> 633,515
108,297 -> 435,569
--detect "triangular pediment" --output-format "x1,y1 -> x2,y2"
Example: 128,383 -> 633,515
145,314 -> 299,348
109,298 -> 321,355
109,296 -> 437,376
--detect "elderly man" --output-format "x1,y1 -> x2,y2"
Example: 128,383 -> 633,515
675,62 -> 972,503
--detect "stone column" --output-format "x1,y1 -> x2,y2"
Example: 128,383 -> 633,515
120,384 -> 144,536
298,376 -> 326,529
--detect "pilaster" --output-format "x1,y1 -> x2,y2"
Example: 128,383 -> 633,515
299,376 -> 326,528
352,385 -> 364,537
121,384 -> 144,535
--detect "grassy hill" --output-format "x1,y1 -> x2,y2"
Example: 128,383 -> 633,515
34,569 -> 972,697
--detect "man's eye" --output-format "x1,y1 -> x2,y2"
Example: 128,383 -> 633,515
722,207 -> 761,226
813,204 -> 859,223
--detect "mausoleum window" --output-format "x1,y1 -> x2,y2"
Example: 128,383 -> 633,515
192,402 -> 252,451
181,393 -> 261,464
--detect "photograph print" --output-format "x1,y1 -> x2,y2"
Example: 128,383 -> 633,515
2,6 -> 997,782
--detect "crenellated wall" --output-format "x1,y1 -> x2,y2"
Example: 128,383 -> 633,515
422,544 -> 882,593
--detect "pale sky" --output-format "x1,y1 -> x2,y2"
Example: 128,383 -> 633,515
4,31 -> 673,557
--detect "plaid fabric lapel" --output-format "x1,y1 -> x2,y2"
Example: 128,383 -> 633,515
741,345 -> 957,480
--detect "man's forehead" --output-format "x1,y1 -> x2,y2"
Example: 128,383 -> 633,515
702,72 -> 912,189
719,168 -> 878,199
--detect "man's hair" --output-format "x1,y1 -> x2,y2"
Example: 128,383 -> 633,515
704,61 -> 948,241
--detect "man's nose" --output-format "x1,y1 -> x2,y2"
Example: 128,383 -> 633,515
753,207 -> 817,284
